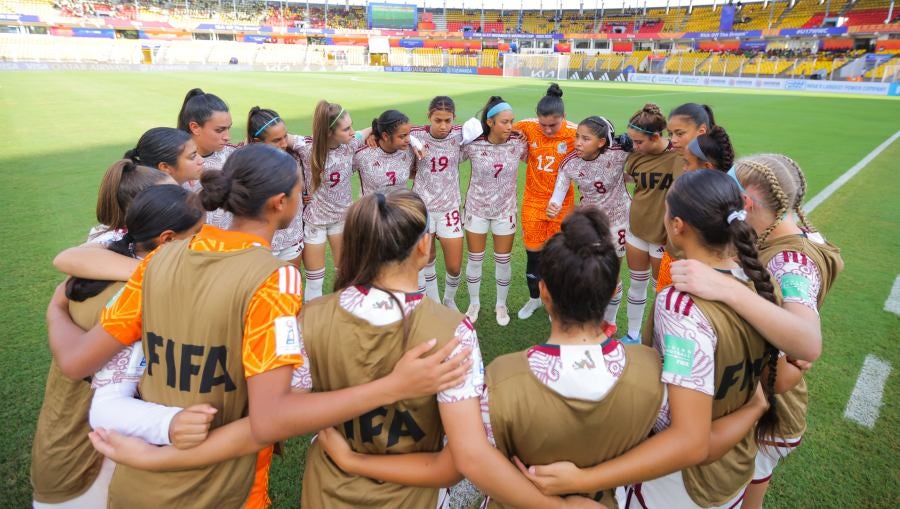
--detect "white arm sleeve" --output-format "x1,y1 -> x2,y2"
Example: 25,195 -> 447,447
409,135 -> 424,151
89,342 -> 183,445
461,117 -> 484,145
548,169 -> 571,206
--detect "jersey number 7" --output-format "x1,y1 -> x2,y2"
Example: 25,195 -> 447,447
493,164 -> 504,178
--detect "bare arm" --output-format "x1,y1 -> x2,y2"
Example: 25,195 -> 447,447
54,246 -> 139,280
670,260 -> 822,361
440,399 -> 570,509
316,426 -> 462,488
89,417 -> 267,472
46,283 -> 127,380
519,385 -> 712,495
247,339 -> 471,444
703,384 -> 768,464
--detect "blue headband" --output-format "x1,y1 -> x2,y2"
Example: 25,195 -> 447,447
687,138 -> 708,162
254,116 -> 281,137
727,166 -> 749,195
628,123 -> 660,135
486,102 -> 512,119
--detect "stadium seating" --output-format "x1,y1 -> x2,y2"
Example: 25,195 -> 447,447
741,56 -> 795,76
664,52 -> 712,74
864,56 -> 899,79
697,54 -> 748,75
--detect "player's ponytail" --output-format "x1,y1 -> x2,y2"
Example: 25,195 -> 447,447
125,127 -> 192,172
178,88 -> 229,133
96,159 -> 170,231
667,170 -> 781,443
68,185 -> 203,302
310,100 -> 346,193
537,83 -> 565,117
247,106 -> 282,143
540,206 -> 620,330
199,144 -> 298,218
337,191 -> 429,349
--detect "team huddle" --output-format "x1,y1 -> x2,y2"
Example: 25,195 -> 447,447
32,83 -> 843,509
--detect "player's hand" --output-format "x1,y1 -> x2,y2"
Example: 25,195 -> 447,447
751,382 -> 770,412
546,202 -> 561,218
317,427 -> 357,471
47,280 -> 70,317
386,337 -> 472,401
786,356 -> 812,373
365,133 -> 378,148
89,428 -> 161,470
514,457 -> 586,496
670,259 -> 739,302
168,404 -> 217,449
413,146 -> 427,161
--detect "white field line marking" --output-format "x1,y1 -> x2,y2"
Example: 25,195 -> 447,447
844,355 -> 892,429
804,130 -> 900,213
884,276 -> 900,316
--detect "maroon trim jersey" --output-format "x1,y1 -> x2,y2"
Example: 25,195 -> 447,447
551,145 -> 631,226
353,145 -> 415,196
297,136 -> 364,226
411,125 -> 464,213
462,133 -> 528,220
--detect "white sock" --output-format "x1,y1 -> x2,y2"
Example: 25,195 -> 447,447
494,253 -> 512,308
626,269 -> 651,338
304,268 -> 326,302
444,271 -> 460,303
604,280 -> 624,325
424,261 -> 439,302
466,251 -> 484,306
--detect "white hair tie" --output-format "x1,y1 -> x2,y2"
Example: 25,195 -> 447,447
727,210 -> 748,224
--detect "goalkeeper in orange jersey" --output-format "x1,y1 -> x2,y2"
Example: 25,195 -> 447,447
513,83 -> 578,320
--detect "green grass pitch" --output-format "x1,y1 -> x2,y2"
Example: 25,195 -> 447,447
1,71 -> 898,507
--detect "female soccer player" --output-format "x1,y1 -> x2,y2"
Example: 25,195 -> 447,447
410,96 -> 466,308
177,88 -> 236,229
725,155 -> 843,508
519,170 -> 790,508
298,100 -> 370,301
32,185 -> 203,509
354,109 -> 415,196
85,159 -> 174,244
547,116 -> 630,325
125,127 -> 204,186
246,106 -> 306,265
621,103 -> 682,343
514,83 -> 578,321
47,144 -> 465,508
656,103 -> 729,292
317,207 -> 666,509
461,96 -> 528,326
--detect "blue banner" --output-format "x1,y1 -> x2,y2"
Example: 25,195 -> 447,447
384,66 -> 478,75
243,34 -> 271,43
445,66 -> 477,74
72,27 -> 115,38
740,39 -> 769,51
682,30 -> 762,39
779,27 -> 848,36
285,27 -> 334,34
398,39 -> 424,48
720,5 -> 736,32
464,32 -> 560,39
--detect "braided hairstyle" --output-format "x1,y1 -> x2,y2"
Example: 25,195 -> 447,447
695,125 -> 735,171
310,100 -> 348,192
733,154 -> 814,246
539,206 -> 620,330
246,106 -> 283,143
628,103 -> 667,136
666,169 -> 781,443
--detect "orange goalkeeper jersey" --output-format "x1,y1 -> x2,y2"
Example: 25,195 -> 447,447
515,119 -> 578,217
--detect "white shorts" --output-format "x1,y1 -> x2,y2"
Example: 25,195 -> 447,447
617,470 -> 746,509
33,457 -> 116,509
752,436 -> 802,483
610,222 -> 628,258
429,209 -> 464,239
272,241 -> 303,262
304,221 -> 344,245
464,212 -> 516,236
625,230 -> 665,259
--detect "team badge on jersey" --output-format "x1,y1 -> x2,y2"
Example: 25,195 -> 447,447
274,316 -> 302,356
557,142 -> 567,154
